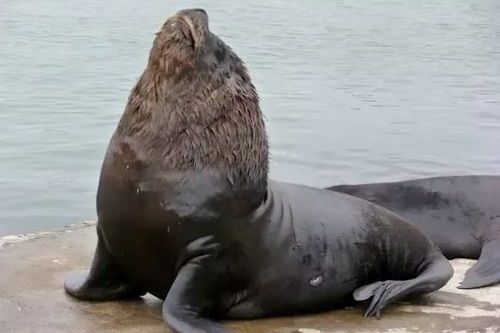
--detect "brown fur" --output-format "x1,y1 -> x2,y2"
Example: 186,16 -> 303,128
114,10 -> 268,193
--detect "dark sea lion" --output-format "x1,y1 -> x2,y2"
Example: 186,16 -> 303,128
328,175 -> 500,289
64,9 -> 453,332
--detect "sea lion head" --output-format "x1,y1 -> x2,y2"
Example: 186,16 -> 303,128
149,8 -> 223,78
114,9 -> 268,207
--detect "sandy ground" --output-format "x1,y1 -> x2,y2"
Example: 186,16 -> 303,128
0,222 -> 499,333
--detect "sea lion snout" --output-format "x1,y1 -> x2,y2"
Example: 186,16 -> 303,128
150,8 -> 212,77
192,8 -> 207,15
176,8 -> 207,17
173,8 -> 209,49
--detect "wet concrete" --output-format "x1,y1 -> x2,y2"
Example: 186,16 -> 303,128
0,222 -> 499,333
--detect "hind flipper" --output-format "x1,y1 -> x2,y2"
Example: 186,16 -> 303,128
353,280 -> 411,318
64,226 -> 146,301
353,254 -> 453,318
458,238 -> 500,289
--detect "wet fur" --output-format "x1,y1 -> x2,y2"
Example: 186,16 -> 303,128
116,13 -> 268,193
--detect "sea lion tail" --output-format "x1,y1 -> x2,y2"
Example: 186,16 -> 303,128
458,238 -> 500,289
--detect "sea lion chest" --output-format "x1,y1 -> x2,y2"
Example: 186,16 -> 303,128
95,137 -> 230,298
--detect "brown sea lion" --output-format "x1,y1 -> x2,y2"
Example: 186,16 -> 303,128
64,9 -> 453,333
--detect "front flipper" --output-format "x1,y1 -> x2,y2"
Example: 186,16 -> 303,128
459,238 -> 500,289
162,259 -> 230,333
64,227 -> 145,301
162,235 -> 251,333
353,254 -> 453,318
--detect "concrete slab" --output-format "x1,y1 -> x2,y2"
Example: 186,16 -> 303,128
0,223 -> 499,333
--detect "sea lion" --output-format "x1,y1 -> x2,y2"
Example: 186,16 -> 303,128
328,175 -> 500,289
64,9 -> 453,333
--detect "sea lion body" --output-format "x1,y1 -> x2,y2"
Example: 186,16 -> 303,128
224,182 -> 450,318
65,9 -> 453,333
329,175 -> 500,289
99,164 -> 448,318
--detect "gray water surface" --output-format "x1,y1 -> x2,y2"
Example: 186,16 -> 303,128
1,0 -> 500,235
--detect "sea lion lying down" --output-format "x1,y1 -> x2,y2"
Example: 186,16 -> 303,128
329,175 -> 500,289
64,8 -> 453,333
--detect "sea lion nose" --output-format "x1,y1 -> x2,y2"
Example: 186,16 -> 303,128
193,8 -> 207,15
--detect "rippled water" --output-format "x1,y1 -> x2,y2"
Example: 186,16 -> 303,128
1,0 -> 499,235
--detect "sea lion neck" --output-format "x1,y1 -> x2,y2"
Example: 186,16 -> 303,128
112,47 -> 269,196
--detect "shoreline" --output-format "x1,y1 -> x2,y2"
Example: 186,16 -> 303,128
0,220 -> 96,250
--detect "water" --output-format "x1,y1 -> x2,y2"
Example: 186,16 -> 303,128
1,0 -> 499,235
